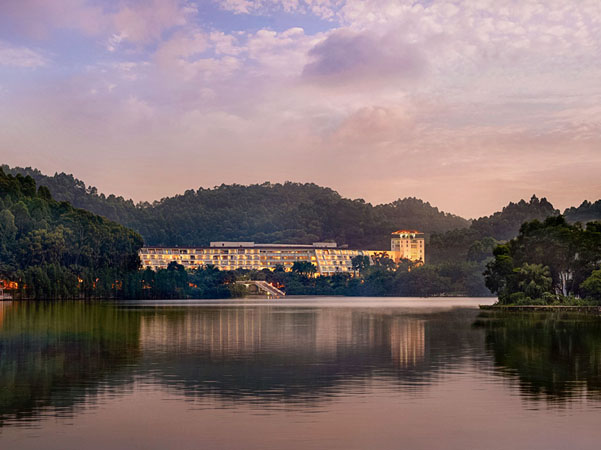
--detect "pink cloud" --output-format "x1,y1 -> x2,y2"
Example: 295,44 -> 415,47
0,41 -> 48,68
0,0 -> 107,39
0,0 -> 196,45
329,106 -> 413,146
2,0 -> 601,219
303,29 -> 427,86
112,0 -> 197,45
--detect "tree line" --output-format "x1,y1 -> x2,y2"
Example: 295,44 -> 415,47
6,166 -> 601,267
3,165 -> 470,249
484,216 -> 601,304
2,165 -> 601,300
127,256 -> 490,299
0,168 -> 142,299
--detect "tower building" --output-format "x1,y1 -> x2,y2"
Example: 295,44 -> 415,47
390,230 -> 425,264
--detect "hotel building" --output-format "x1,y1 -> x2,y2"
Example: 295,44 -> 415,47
390,230 -> 426,264
139,232 -> 426,275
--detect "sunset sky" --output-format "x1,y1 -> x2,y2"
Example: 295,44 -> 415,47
1,0 -> 600,218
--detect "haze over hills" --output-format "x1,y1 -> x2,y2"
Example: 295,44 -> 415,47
4,165 -> 601,254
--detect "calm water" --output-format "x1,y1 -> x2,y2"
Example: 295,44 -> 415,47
2,297 -> 601,449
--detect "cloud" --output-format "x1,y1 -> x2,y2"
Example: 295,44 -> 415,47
219,0 -> 255,14
155,30 -> 208,68
151,30 -> 244,86
0,0 -> 197,46
2,0 -> 601,217
123,96 -> 157,123
246,27 -> 318,77
0,0 -> 108,39
216,0 -> 338,18
302,29 -> 427,86
112,0 -> 197,45
329,105 -> 413,147
0,41 -> 48,68
210,32 -> 243,56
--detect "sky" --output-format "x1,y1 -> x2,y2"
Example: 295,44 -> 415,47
0,0 -> 600,219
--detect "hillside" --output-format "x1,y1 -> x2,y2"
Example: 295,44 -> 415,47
428,195 -> 560,263
3,166 -> 470,248
0,168 -> 143,299
4,165 -> 598,299
5,165 -> 599,262
564,200 -> 601,224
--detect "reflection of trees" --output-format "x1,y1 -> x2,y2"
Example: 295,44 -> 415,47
138,307 -> 479,404
476,312 -> 601,402
0,302 -> 141,425
0,302 -> 488,426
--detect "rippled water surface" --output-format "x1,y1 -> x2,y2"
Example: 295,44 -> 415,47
2,297 -> 601,449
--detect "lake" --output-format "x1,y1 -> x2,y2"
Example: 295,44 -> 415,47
2,297 -> 601,449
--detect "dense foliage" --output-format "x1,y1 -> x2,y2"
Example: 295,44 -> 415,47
484,216 -> 601,304
0,168 -> 143,299
3,166 -> 469,248
428,195 -> 559,264
3,165 -> 600,300
237,257 -> 489,297
112,257 -> 490,299
125,262 -> 244,299
0,166 -> 488,299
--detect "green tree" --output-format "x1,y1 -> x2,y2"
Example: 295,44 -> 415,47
484,216 -> 601,304
4,165 -> 470,249
581,269 -> 601,301
515,263 -> 553,299
291,261 -> 317,277
351,255 -> 370,274
0,167 -> 143,300
371,251 -> 395,270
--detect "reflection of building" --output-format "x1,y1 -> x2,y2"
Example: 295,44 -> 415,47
0,301 -> 11,328
139,231 -> 426,275
139,308 -> 426,369
140,308 -> 264,357
389,319 -> 425,368
390,230 -> 425,264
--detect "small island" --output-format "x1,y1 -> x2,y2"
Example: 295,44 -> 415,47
483,216 -> 601,310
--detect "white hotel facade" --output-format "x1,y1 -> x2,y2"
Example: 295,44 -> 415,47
139,231 -> 425,276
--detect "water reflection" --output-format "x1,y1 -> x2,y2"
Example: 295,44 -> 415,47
0,302 -> 140,426
3,299 -> 601,434
135,307 -> 463,406
0,301 -> 485,423
476,311 -> 601,403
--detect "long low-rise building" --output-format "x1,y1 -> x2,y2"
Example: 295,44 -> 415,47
140,242 -> 369,275
139,231 -> 425,275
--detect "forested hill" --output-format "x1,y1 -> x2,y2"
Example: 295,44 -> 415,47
564,200 -> 601,224
3,166 -> 470,248
0,168 -> 142,299
428,195 -> 561,263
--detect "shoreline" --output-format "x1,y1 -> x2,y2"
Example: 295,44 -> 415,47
480,305 -> 601,313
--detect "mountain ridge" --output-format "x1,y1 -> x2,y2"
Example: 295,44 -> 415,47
4,165 -> 600,251
2,165 -> 469,248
